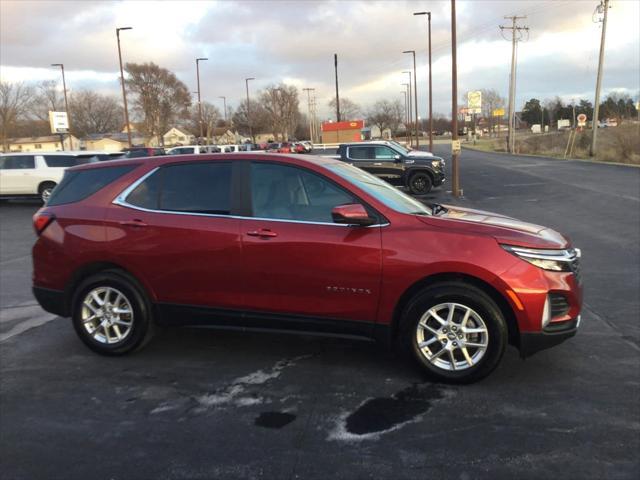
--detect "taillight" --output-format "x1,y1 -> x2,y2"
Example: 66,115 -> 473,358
33,210 -> 55,235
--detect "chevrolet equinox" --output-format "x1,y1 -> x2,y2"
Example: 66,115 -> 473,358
32,154 -> 582,383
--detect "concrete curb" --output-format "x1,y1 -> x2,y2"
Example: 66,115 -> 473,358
461,145 -> 640,168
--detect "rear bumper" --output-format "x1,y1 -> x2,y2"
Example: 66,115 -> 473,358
519,315 -> 580,358
33,286 -> 68,317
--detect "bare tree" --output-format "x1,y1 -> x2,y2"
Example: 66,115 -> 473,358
68,90 -> 123,137
232,99 -> 269,138
32,80 -> 65,123
0,81 -> 35,149
182,101 -> 221,143
366,99 -> 404,139
328,97 -> 361,120
480,89 -> 505,134
260,84 -> 300,141
124,62 -> 191,141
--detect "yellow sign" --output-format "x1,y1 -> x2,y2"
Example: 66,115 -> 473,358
451,140 -> 461,154
467,90 -> 482,110
492,108 -> 505,117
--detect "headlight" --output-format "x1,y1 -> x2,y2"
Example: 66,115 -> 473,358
502,245 -> 580,272
431,160 -> 442,168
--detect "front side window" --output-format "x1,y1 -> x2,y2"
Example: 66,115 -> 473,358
0,156 -> 35,169
374,146 -> 397,160
44,155 -> 86,168
126,162 -> 231,215
250,162 -> 356,223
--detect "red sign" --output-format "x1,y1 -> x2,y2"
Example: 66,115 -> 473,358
321,120 -> 364,132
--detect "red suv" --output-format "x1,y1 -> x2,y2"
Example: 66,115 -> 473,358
32,154 -> 582,382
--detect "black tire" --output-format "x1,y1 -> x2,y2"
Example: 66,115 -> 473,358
38,181 -> 57,204
399,281 -> 508,384
71,270 -> 154,356
408,172 -> 433,195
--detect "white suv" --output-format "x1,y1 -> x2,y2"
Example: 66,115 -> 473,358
0,152 -> 100,203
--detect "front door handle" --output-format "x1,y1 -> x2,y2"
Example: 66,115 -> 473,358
119,219 -> 148,227
373,162 -> 382,166
247,229 -> 278,238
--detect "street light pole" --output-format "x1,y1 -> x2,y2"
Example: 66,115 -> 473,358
402,71 -> 413,147
413,11 -> 433,152
51,63 -> 72,150
218,96 -> 227,124
196,58 -> 208,142
590,0 -> 609,157
116,27 -> 133,148
401,90 -> 407,140
402,83 -> 410,144
404,50 -> 419,149
245,77 -> 255,143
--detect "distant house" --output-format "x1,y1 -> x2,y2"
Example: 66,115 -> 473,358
163,127 -> 195,146
83,132 -> 149,151
3,135 -> 78,153
210,128 -> 239,144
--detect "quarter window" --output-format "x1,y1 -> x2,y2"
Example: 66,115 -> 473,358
250,162 -> 356,223
347,146 -> 373,160
0,156 -> 35,169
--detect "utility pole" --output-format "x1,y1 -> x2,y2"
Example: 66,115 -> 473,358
590,0 -> 609,157
401,90 -> 408,139
404,51 -> 419,148
51,63 -> 72,150
334,54 -> 341,122
500,15 -> 528,153
414,11 -> 433,151
196,57 -> 208,142
218,96 -> 227,124
303,88 -> 316,142
116,27 -> 133,148
245,77 -> 255,143
451,0 -> 461,198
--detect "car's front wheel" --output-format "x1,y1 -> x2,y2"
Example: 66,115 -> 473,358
71,270 -> 154,355
400,282 -> 508,383
408,172 -> 433,195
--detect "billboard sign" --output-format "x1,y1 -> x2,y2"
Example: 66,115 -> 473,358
467,91 -> 482,111
492,108 -> 505,117
49,111 -> 69,134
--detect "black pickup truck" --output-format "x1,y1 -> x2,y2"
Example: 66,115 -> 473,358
330,141 -> 445,195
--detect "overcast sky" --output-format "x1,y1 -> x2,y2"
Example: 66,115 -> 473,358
1,0 -> 638,120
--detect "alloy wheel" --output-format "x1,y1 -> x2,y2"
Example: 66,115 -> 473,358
415,302 -> 489,371
81,287 -> 134,345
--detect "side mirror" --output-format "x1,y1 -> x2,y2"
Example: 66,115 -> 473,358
331,204 -> 375,226
394,154 -> 401,162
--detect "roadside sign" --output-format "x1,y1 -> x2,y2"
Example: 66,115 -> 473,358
577,113 -> 587,127
492,108 -> 505,117
464,115 -> 472,122
49,111 -> 69,134
451,139 -> 461,154
467,91 -> 482,111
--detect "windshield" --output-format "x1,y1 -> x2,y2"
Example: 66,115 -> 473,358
326,162 -> 431,216
387,140 -> 410,155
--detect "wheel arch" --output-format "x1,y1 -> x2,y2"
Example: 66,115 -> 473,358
37,180 -> 57,193
64,261 -> 156,316
390,272 -> 520,347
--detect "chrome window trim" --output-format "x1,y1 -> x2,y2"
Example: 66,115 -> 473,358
112,167 -> 388,228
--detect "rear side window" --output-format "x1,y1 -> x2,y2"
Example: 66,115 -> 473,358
48,165 -> 136,206
43,155 -> 95,167
348,147 -> 373,160
126,162 -> 231,215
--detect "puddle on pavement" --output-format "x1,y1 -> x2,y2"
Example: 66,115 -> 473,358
254,411 -> 297,429
344,384 -> 445,436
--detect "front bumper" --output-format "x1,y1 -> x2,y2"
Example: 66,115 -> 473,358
433,171 -> 446,186
519,315 -> 580,357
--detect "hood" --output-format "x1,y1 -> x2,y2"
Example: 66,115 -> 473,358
419,205 -> 570,249
406,150 -> 434,158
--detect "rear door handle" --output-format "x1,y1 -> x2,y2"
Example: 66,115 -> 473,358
119,219 -> 147,227
247,229 -> 278,238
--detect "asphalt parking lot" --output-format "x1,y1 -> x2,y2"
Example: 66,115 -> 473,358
1,147 -> 639,479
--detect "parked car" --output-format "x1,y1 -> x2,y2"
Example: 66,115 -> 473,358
332,141 -> 445,195
31,153 -> 582,383
301,141 -> 314,153
0,151 -> 100,203
266,143 -> 281,152
293,143 -> 306,154
121,147 -> 165,158
165,145 -> 215,155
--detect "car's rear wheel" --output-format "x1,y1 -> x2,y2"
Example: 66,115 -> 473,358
399,282 -> 508,383
71,270 -> 154,355
38,182 -> 57,204
408,172 -> 433,195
